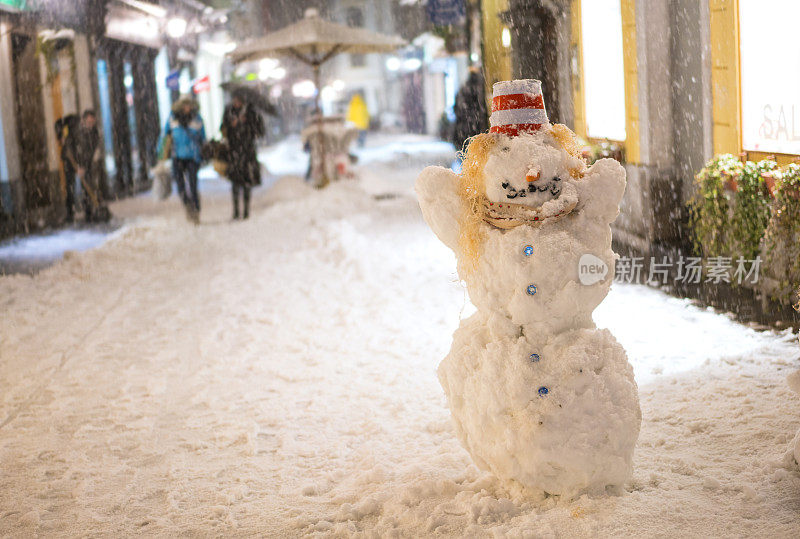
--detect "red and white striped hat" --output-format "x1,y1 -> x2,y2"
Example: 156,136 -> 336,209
489,79 -> 549,136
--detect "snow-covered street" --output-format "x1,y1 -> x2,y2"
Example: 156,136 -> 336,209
1,136 -> 799,537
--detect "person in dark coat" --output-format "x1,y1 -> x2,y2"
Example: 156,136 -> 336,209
452,68 -> 489,152
56,114 -> 80,222
221,91 -> 265,220
62,110 -> 104,222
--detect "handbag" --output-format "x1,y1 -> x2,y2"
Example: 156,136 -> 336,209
159,134 -> 173,161
151,160 -> 172,200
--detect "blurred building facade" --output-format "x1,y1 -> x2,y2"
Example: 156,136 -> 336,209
0,0 -> 227,239
0,0 -> 109,236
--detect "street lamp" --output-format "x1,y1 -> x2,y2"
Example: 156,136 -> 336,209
166,17 -> 187,39
501,27 -> 511,48
292,80 -> 316,99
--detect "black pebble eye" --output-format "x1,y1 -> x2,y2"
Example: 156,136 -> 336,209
552,176 -> 562,182
501,182 -> 509,189
501,146 -> 510,152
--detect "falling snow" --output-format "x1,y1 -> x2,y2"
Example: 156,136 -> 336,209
1,137 -> 799,537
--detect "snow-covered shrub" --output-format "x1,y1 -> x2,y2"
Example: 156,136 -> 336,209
688,154 -> 743,259
761,164 -> 800,302
730,159 -> 776,260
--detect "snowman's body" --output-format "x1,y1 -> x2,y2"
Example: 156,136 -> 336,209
416,128 -> 641,497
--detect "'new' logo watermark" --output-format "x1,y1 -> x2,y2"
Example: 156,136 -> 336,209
578,254 -> 608,285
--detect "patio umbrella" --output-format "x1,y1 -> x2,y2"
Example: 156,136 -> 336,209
229,8 -> 405,187
229,8 -> 405,113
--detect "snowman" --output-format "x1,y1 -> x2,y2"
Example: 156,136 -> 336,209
416,79 -> 641,497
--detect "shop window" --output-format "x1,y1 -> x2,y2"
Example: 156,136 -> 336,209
346,7 -> 366,67
346,6 -> 363,27
580,0 -> 626,141
96,59 -> 116,177
350,54 -> 366,68
739,0 -> 800,155
124,61 -> 140,179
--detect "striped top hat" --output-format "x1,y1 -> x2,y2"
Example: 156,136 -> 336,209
489,79 -> 548,136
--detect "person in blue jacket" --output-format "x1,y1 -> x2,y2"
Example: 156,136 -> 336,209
164,95 -> 206,222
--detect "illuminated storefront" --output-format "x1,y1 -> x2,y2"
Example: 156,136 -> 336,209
738,0 -> 800,159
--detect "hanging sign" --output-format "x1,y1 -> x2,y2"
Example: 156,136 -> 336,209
166,69 -> 180,90
0,0 -> 30,12
192,75 -> 211,94
426,0 -> 465,27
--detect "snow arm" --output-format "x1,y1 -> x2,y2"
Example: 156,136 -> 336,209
415,165 -> 464,253
574,158 -> 627,224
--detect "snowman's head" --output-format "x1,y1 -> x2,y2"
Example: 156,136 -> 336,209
483,129 -> 584,207
457,124 -> 586,269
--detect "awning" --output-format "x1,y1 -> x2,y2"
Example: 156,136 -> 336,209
105,2 -> 163,49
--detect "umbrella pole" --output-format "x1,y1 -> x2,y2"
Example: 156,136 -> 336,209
313,62 -> 330,187
313,63 -> 321,114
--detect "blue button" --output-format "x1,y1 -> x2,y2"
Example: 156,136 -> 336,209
523,245 -> 533,256
526,284 -> 537,296
530,353 -> 540,362
537,386 -> 549,397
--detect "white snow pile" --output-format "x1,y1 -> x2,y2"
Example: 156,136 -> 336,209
1,140 -> 799,536
417,130 -> 640,497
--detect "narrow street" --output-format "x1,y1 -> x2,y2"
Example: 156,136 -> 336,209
1,138 -> 799,536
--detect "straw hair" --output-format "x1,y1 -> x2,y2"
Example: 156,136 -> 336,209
458,133 -> 497,273
550,123 -> 586,178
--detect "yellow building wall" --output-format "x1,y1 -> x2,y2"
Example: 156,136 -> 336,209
481,0 -> 512,101
620,0 -> 640,164
709,0 -> 742,156
570,0 -> 586,138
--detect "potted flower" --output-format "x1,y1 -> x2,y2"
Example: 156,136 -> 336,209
763,171 -> 777,197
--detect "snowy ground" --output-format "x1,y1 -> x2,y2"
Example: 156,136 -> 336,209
0,227 -> 117,275
1,134 -> 799,537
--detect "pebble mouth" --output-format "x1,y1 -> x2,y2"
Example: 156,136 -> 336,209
482,194 -> 576,229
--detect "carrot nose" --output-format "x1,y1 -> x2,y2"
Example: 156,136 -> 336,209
526,172 -> 541,183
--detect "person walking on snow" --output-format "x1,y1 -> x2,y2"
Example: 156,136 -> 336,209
346,93 -> 369,147
221,90 -> 264,220
164,95 -> 205,223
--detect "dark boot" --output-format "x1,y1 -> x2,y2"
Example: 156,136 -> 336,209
232,186 -> 240,220
243,186 -> 250,219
